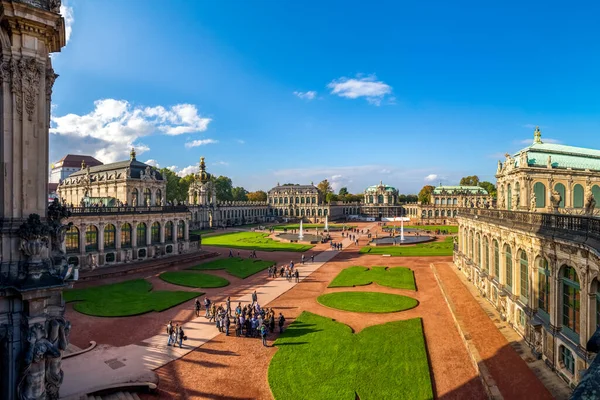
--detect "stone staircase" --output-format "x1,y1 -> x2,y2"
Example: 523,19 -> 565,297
86,392 -> 141,400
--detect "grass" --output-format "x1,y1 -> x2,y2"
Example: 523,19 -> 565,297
272,223 -> 354,231
63,279 -> 199,317
202,231 -> 313,252
317,292 -> 418,313
360,236 -> 454,257
268,312 -> 432,400
328,266 -> 416,290
159,271 -> 230,288
190,228 -> 216,235
384,225 -> 458,234
188,257 -> 275,279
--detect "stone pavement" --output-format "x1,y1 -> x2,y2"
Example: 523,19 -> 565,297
60,228 -> 371,399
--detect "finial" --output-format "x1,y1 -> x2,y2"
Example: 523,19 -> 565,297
200,156 -> 206,171
533,126 -> 543,144
130,147 -> 136,160
81,159 -> 86,170
277,182 -> 280,186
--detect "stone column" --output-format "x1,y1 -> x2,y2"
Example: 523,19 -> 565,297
172,221 -> 178,244
98,223 -> 105,253
160,220 -> 165,244
115,223 -> 122,249
184,220 -> 189,241
79,224 -> 87,257
146,222 -> 151,247
132,221 -> 138,249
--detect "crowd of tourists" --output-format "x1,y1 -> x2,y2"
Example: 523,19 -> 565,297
268,261 -> 300,282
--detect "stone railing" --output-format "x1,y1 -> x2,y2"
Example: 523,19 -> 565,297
458,207 -> 600,247
68,205 -> 190,216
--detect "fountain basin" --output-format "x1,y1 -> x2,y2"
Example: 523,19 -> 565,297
276,233 -> 321,244
369,235 -> 434,246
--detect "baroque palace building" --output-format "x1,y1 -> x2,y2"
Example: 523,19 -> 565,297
56,149 -> 191,270
454,127 -> 600,387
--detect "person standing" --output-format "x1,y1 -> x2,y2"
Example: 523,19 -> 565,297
278,313 -> 286,333
225,315 -> 231,336
229,249 -> 233,257
295,269 -> 300,283
166,320 -> 174,346
195,298 -> 201,317
260,324 -> 268,347
252,290 -> 258,305
204,297 -> 211,318
301,254 -> 305,264
178,325 -> 185,348
226,296 -> 231,317
311,254 -> 314,263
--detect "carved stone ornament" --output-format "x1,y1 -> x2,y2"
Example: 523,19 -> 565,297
45,65 -> 58,101
49,0 -> 61,13
10,59 -> 24,120
21,57 -> 44,122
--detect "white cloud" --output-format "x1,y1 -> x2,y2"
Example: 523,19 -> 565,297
50,99 -> 212,163
293,91 -> 317,100
60,2 -> 74,44
185,138 -> 218,148
166,165 -> 178,172
212,161 -> 229,166
424,174 -> 438,182
236,139 -> 245,145
327,74 -> 392,105
380,168 -> 392,174
145,159 -> 160,168
518,137 -> 561,145
176,165 -> 199,177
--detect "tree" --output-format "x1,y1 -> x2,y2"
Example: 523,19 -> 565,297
160,168 -> 182,203
178,174 -> 196,202
211,176 -> 233,201
232,186 -> 248,201
479,181 -> 497,198
317,179 -> 333,197
406,194 -> 418,203
326,192 -> 339,203
418,185 -> 435,204
459,175 -> 480,186
338,187 -> 349,196
247,190 -> 268,202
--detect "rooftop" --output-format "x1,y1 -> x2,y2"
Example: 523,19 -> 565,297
433,185 -> 489,195
52,154 -> 103,170
365,181 -> 398,192
67,149 -> 163,181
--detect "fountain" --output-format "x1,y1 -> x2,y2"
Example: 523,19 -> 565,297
325,215 -> 329,232
298,220 -> 304,240
371,217 -> 434,246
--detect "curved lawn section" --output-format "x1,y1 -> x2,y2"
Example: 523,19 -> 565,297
202,231 -> 313,252
317,292 -> 418,313
159,271 -> 230,288
64,279 -> 198,317
269,312 -> 432,400
328,266 -> 415,290
189,257 -> 275,279
360,236 -> 454,256
272,223 -> 355,231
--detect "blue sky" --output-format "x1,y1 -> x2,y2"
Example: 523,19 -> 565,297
50,0 -> 600,194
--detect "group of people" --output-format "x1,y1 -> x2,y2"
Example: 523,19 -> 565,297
269,262 -> 300,282
196,292 -> 285,347
166,320 -> 186,347
330,241 -> 343,250
228,249 -> 257,258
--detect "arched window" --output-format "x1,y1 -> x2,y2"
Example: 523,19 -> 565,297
151,222 -> 160,244
534,182 -> 546,208
428,210 -> 432,218
504,244 -> 513,290
177,220 -> 185,240
537,257 -> 550,317
519,250 -> 528,300
441,198 -> 446,205
573,184 -> 584,208
378,195 -> 384,204
121,223 -> 132,248
312,197 -> 316,204
562,266 -> 580,337
132,188 -> 139,206
441,210 -> 445,217
483,237 -> 489,272
435,210 -> 439,217
295,197 -> 299,204
324,209 -> 328,216
301,197 -> 305,204
493,240 -> 500,278
156,189 -> 162,205
469,232 -> 473,258
453,198 -> 457,205
476,233 -> 481,267
104,224 -> 116,249
593,185 -> 600,203
435,198 -> 440,205
137,223 -> 147,247
507,184 -> 512,210
554,183 -> 566,208
66,226 -> 79,254
143,188 -> 151,206
301,208 -> 305,216
86,225 -> 98,252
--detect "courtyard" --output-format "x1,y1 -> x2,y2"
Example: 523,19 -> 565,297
60,222 -> 559,399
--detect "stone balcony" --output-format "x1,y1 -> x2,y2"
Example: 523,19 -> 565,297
68,205 -> 190,216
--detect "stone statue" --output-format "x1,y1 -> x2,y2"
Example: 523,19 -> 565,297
139,169 -> 145,179
146,197 -> 151,207
45,318 -> 70,400
125,167 -> 131,178
530,193 -> 537,211
585,192 -> 596,216
49,0 -> 62,13
87,253 -> 98,270
519,151 -> 528,168
533,327 -> 543,356
132,194 -> 137,206
550,189 -> 562,213
145,166 -> 152,179
124,250 -> 132,263
178,242 -> 184,254
18,323 -> 61,400
150,169 -> 156,180
547,155 -> 552,168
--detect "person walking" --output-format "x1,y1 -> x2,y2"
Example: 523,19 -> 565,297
295,269 -> 300,283
166,320 -> 174,346
204,297 -> 211,318
178,326 -> 185,348
278,313 -> 286,333
301,254 -> 305,264
225,315 -> 231,336
252,290 -> 258,305
229,249 -> 233,257
260,324 -> 268,347
195,298 -> 201,317
226,296 -> 231,317
209,303 -> 217,322
311,254 -> 314,263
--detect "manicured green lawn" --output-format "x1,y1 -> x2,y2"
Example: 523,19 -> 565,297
272,223 -> 354,231
202,232 -> 313,252
360,236 -> 454,257
269,312 -> 432,400
188,257 -> 275,279
64,279 -> 199,317
190,228 -> 216,235
328,266 -> 415,290
383,225 -> 458,234
317,292 -> 418,313
159,271 -> 230,288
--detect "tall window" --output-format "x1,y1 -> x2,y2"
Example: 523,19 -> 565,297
144,188 -> 151,206
560,345 -> 575,375
66,226 -> 79,253
85,225 -> 98,252
538,258 -> 550,316
562,266 -> 580,338
507,184 -> 512,210
493,240 -> 500,278
121,223 -> 132,248
151,222 -> 160,244
469,232 -> 473,258
484,237 -> 489,272
519,250 -> 528,300
177,220 -> 185,240
573,184 -> 584,208
534,182 -> 546,208
132,188 -> 139,206
137,223 -> 147,247
165,221 -> 173,242
104,224 -> 116,249
156,189 -> 162,205
505,245 -> 513,291
476,234 -> 481,267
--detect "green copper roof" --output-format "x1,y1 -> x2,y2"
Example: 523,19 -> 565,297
365,183 -> 397,192
514,143 -> 600,171
433,185 -> 489,195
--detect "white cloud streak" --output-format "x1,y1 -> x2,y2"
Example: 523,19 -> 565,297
176,165 -> 199,177
424,174 -> 438,182
60,2 -> 74,44
145,159 -> 160,168
185,138 -> 218,148
327,74 -> 392,106
293,91 -> 317,100
518,138 -> 561,145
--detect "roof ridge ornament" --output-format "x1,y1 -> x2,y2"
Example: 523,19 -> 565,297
130,147 -> 136,160
533,126 -> 543,144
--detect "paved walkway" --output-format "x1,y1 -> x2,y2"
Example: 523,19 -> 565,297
433,262 -> 558,400
61,229 -> 370,399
